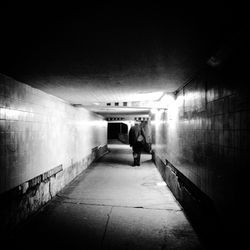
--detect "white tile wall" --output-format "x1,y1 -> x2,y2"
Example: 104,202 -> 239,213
0,74 -> 107,193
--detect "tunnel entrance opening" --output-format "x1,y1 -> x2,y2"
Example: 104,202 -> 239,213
108,122 -> 128,143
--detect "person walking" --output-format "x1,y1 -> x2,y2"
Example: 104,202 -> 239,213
129,121 -> 146,166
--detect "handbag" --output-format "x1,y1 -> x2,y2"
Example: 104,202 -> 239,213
137,134 -> 144,142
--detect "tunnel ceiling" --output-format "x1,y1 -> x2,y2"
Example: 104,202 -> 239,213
0,3 -> 246,113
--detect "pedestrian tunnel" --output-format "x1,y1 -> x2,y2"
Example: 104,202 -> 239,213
1,70 -> 249,249
1,5 -> 249,249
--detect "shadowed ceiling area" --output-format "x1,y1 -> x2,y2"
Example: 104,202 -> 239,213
0,3 -> 247,112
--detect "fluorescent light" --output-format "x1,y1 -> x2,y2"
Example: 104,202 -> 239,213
135,91 -> 163,102
156,182 -> 166,186
151,108 -> 158,114
160,93 -> 175,106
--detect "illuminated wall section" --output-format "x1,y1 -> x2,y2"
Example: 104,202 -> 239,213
0,73 -> 107,229
0,74 -> 107,194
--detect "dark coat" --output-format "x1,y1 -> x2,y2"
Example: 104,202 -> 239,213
129,124 -> 145,146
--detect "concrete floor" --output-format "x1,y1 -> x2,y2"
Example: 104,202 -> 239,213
9,141 -> 202,250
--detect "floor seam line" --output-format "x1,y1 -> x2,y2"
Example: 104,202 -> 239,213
101,206 -> 113,247
57,200 -> 181,211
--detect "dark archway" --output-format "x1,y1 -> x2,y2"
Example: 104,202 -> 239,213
108,123 -> 128,140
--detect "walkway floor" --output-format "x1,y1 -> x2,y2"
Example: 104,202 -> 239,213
9,141 -> 202,249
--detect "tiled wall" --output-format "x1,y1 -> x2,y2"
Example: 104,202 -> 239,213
0,73 -> 107,194
151,66 -> 250,226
